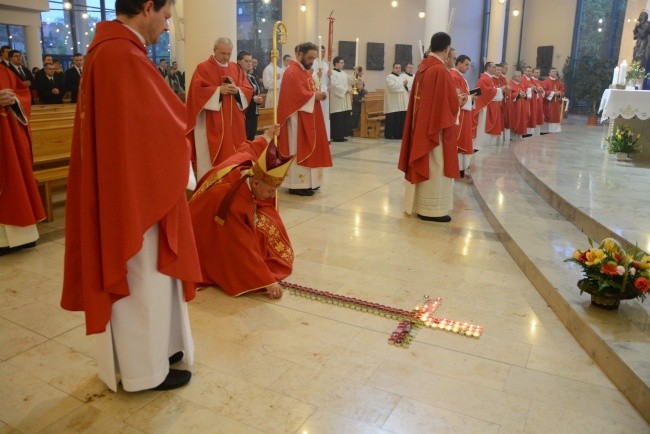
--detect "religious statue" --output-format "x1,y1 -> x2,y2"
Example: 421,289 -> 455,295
632,11 -> 650,65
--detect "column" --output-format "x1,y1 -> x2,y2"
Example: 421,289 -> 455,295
184,0 -> 237,81
487,0 -> 507,62
25,25 -> 43,69
424,0 -> 450,47
169,1 -> 185,69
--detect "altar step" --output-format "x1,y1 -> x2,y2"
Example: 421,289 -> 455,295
470,126 -> 649,423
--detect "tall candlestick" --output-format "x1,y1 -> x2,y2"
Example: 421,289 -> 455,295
619,60 -> 627,85
418,39 -> 424,59
612,66 -> 619,86
355,37 -> 359,66
318,35 -> 323,62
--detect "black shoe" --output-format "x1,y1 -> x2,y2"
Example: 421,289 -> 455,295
460,170 -> 465,178
152,369 -> 192,391
0,241 -> 37,257
523,134 -> 532,138
417,214 -> 451,222
332,138 -> 348,142
169,351 -> 183,365
289,188 -> 315,196
473,149 -> 479,153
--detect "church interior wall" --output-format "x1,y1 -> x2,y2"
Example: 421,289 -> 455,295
282,0 -> 427,92
450,0 -> 484,88
519,0 -> 577,73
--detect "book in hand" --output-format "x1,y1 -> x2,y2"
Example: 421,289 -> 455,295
469,87 -> 481,96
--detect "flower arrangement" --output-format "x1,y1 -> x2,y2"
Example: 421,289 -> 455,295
566,238 -> 649,303
625,60 -> 649,82
606,124 -> 642,154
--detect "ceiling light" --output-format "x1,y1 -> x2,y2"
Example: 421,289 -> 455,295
82,12 -> 89,19
512,9 -> 520,17
391,1 -> 398,7
418,12 -> 425,19
63,1 -> 72,10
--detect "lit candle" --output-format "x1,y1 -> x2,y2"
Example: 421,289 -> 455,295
612,66 -> 619,86
619,61 -> 627,85
318,35 -> 323,62
355,37 -> 359,67
418,39 -> 424,59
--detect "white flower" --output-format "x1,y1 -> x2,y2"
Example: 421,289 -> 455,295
616,265 -> 626,275
630,267 -> 636,276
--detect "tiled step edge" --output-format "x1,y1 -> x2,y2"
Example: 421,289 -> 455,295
471,155 -> 650,424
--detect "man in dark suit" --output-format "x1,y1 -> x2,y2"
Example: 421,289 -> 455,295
237,50 -> 263,140
36,63 -> 65,104
8,50 -> 34,90
64,53 -> 84,103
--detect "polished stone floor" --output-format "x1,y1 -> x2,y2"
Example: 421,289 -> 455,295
1,128 -> 648,433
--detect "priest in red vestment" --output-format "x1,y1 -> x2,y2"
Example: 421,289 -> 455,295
0,66 -> 45,254
398,32 -> 462,223
509,71 -> 528,137
532,68 -> 546,130
449,54 -> 473,178
521,66 -> 538,135
186,37 -> 253,179
495,63 -> 510,141
542,67 -> 565,133
189,125 -> 294,299
61,0 -> 202,393
276,42 -> 331,196
472,62 -> 504,149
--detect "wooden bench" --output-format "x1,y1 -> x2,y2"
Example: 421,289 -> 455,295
30,122 -> 74,221
359,95 -> 386,138
31,123 -> 74,169
256,107 -> 274,134
33,167 -> 69,222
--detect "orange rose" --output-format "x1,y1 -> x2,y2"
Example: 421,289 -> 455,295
634,277 -> 649,293
600,262 -> 618,276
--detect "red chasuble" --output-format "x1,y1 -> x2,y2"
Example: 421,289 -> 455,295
509,79 -> 527,135
398,55 -> 460,182
542,77 -> 565,123
61,21 -> 202,335
495,75 -> 509,129
189,137 -> 293,296
449,68 -> 473,155
532,78 -> 545,125
186,57 -> 253,167
472,73 -> 501,137
521,75 -> 537,129
276,60 -> 331,168
0,67 -> 45,226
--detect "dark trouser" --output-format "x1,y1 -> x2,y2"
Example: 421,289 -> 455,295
331,110 -> 352,140
245,115 -> 258,141
385,111 -> 406,139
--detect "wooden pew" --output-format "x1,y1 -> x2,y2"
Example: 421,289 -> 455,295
359,93 -> 386,138
256,107 -> 274,134
30,122 -> 74,221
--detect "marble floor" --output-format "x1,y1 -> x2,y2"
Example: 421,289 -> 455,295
1,129 -> 649,433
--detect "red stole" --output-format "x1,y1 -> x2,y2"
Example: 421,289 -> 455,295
61,21 -> 202,335
276,60 -> 331,168
186,57 -> 253,167
0,66 -> 45,226
398,55 -> 460,182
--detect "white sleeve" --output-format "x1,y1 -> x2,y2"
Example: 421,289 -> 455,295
203,87 -> 223,111
493,87 -> 503,102
298,93 -> 316,113
386,74 -> 404,93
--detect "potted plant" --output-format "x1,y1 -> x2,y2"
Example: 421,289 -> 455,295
566,238 -> 649,309
571,56 -> 616,125
606,124 -> 642,160
625,60 -> 649,89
